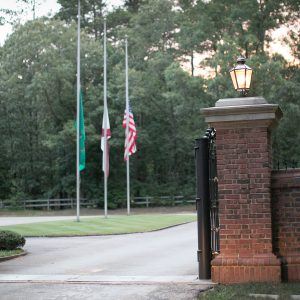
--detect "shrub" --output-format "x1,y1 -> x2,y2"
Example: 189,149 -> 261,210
0,231 -> 26,250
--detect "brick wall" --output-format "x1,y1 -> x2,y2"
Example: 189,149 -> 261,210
216,126 -> 273,256
210,124 -> 281,283
272,169 -> 300,281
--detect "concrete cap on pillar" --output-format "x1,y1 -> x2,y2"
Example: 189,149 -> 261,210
215,96 -> 267,107
201,96 -> 283,128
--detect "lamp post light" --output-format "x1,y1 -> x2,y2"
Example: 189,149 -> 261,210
229,57 -> 253,96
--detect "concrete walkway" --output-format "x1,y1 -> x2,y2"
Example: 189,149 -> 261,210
0,282 -> 211,300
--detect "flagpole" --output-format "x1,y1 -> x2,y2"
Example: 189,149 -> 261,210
125,36 -> 130,216
76,0 -> 81,222
103,17 -> 108,218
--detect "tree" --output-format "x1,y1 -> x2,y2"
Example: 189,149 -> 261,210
0,0 -> 299,206
201,0 -> 300,56
127,0 -> 177,64
176,0 -> 209,76
0,18 -> 106,199
124,0 -> 141,13
56,0 -> 106,40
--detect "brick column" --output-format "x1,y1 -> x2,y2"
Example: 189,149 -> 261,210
202,97 -> 282,284
272,169 -> 300,282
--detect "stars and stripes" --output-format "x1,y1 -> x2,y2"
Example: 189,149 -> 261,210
122,104 -> 137,161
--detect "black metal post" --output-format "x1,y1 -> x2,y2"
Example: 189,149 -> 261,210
195,137 -> 211,279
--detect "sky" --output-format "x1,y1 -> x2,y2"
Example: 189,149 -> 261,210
0,0 -> 59,44
0,0 -> 123,45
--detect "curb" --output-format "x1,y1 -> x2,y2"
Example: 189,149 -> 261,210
0,250 -> 27,262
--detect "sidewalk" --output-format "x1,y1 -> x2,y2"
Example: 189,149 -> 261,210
0,281 -> 211,300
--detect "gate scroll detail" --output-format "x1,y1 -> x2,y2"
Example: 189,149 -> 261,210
205,128 -> 220,256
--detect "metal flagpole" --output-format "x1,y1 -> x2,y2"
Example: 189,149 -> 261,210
103,17 -> 108,218
76,0 -> 81,222
125,36 -> 130,216
33,0 -> 36,20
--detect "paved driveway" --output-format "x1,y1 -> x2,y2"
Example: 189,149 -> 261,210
0,222 -> 213,299
0,222 -> 198,276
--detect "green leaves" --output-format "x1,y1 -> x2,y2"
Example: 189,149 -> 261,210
0,0 -> 299,205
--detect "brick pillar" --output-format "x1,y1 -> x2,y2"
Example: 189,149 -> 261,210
272,169 -> 300,282
202,97 -> 283,284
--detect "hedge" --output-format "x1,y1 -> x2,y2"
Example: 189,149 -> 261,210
0,230 -> 26,250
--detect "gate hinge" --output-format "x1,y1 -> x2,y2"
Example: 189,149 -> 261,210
197,250 -> 202,262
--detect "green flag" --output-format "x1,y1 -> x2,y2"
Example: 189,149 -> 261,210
79,90 -> 86,171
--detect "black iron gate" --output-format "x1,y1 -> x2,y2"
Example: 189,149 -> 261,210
207,128 -> 220,256
195,127 -> 219,280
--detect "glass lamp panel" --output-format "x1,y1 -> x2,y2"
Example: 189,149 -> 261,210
235,69 -> 246,90
245,69 -> 253,89
230,70 -> 238,90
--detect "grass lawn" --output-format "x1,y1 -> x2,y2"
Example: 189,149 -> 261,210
199,283 -> 300,299
0,249 -> 24,258
0,214 -> 196,237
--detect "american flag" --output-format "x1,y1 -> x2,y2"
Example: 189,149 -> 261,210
122,104 -> 137,161
101,107 -> 111,177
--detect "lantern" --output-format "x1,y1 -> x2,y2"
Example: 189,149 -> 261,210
229,57 -> 253,96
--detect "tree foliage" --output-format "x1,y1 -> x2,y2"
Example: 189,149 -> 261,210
0,0 -> 299,205
56,0 -> 106,40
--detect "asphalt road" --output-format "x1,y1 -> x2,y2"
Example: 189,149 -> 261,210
0,221 -> 213,299
0,222 -> 198,276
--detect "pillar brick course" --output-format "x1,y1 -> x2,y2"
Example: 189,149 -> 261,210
202,97 -> 282,283
272,169 -> 300,282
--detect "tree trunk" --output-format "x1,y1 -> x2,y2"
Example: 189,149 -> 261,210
191,50 -> 194,77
